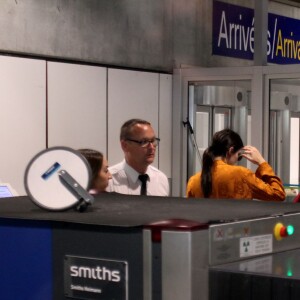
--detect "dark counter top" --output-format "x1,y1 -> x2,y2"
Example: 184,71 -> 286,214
0,194 -> 299,228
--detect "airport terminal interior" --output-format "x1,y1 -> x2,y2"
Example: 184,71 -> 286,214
0,0 -> 300,299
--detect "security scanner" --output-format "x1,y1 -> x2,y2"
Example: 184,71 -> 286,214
208,214 -> 300,300
143,203 -> 300,300
1,195 -> 300,300
209,249 -> 300,300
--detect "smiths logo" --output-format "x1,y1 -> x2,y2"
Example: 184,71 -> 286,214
70,265 -> 121,282
65,256 -> 128,300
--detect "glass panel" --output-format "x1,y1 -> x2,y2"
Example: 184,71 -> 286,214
269,79 -> 300,200
187,80 -> 251,179
195,107 -> 211,173
213,107 -> 231,132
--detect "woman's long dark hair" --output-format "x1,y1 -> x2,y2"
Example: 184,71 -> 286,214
78,149 -> 103,189
201,129 -> 244,197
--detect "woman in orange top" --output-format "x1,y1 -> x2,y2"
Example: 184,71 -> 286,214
186,129 -> 285,201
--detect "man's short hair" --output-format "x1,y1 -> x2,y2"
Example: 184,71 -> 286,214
120,119 -> 151,140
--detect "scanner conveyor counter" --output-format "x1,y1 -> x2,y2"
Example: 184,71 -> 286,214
209,248 -> 300,300
0,194 -> 300,300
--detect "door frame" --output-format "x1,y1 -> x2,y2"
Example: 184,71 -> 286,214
172,64 -> 300,197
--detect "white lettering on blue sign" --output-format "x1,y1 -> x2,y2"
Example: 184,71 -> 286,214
213,1 -> 300,64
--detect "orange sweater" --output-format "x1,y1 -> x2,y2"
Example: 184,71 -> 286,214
186,160 -> 285,201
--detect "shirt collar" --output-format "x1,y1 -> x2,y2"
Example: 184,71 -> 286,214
123,160 -> 149,183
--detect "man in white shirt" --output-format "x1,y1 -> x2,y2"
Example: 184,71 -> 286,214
106,119 -> 169,196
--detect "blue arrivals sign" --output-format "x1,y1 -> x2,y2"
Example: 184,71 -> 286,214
212,0 -> 300,64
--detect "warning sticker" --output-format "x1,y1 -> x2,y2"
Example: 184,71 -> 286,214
240,234 -> 273,258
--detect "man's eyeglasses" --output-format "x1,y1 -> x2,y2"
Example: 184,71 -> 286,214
126,138 -> 160,148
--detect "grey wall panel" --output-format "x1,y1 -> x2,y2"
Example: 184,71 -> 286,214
107,69 -> 159,168
47,62 -> 107,154
0,0 -> 198,72
0,56 -> 46,195
0,1 -> 299,71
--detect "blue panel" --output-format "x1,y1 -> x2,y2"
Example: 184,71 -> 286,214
212,0 -> 300,64
0,219 -> 52,300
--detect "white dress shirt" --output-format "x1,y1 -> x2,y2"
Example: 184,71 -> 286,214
106,160 -> 169,196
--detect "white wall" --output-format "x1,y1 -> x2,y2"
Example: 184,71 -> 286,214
47,62 -> 107,152
158,74 -> 172,178
0,56 -> 46,195
0,56 -> 172,196
107,69 -> 160,167
107,69 -> 172,179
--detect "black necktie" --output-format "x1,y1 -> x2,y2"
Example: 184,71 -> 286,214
138,174 -> 149,195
